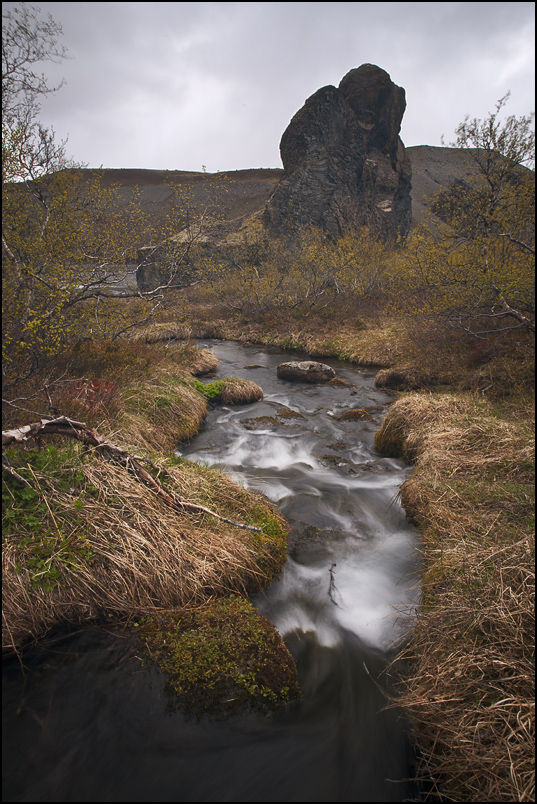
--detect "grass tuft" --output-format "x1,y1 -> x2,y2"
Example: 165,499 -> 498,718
2,443 -> 290,654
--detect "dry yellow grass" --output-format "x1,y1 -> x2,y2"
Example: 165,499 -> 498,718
115,377 -> 207,453
2,446 -> 289,654
220,378 -> 263,405
376,393 -> 535,802
129,321 -> 184,343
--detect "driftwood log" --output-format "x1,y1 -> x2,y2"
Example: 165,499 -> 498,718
2,416 -> 262,533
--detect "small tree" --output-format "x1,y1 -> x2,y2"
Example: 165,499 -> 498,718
2,2 -> 72,183
1,4 -> 212,395
397,97 -> 535,337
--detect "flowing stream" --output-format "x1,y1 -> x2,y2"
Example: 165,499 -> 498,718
3,340 -> 421,802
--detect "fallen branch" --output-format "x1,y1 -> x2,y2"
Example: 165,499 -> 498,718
2,416 -> 262,533
1,453 -> 33,489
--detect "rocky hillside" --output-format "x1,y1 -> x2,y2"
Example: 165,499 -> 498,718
73,65 -> 488,246
97,147 -> 477,242
79,144 -> 475,233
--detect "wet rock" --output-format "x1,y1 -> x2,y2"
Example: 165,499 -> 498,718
277,361 -> 336,383
276,406 -> 305,420
326,377 -> 355,388
242,416 -> 282,430
318,454 -> 351,466
335,408 -> 374,422
326,441 -> 349,450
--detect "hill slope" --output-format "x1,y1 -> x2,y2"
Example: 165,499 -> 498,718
80,146 -> 477,232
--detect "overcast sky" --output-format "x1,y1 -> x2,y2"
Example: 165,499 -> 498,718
4,1 -> 535,172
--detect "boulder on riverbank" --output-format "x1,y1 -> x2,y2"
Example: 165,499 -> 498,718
277,361 -> 336,383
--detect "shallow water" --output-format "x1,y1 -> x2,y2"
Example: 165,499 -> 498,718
2,340 -> 421,802
181,341 -> 419,652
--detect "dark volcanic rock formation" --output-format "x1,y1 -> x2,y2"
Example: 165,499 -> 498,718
263,64 -> 412,241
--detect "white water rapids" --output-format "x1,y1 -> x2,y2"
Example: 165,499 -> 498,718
179,340 -> 420,654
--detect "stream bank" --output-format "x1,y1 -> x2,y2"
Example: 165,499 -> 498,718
3,339 -> 423,802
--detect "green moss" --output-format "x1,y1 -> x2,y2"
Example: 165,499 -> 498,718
193,377 -> 227,401
279,336 -> 301,351
139,596 -> 300,717
2,445 -> 94,591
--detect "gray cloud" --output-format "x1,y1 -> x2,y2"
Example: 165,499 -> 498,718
4,1 -> 535,170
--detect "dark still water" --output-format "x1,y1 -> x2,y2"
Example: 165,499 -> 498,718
3,340 -> 421,802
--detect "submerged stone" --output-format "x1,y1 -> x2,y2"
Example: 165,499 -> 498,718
335,408 -> 374,422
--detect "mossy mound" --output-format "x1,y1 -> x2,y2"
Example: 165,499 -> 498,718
221,378 -> 263,405
375,367 -> 433,391
2,442 -> 290,654
139,596 -> 300,717
194,377 -> 263,405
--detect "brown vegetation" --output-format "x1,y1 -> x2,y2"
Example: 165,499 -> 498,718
1,338 -> 287,658
5,10 -> 532,775
220,377 -> 264,405
376,394 -> 535,801
2,421 -> 289,655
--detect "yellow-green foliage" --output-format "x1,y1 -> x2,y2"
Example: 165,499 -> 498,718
2,153 -> 229,393
2,168 -> 157,388
391,100 -> 534,338
392,218 -> 534,331
203,221 -> 394,317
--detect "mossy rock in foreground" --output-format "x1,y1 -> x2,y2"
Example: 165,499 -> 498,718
139,596 -> 300,718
